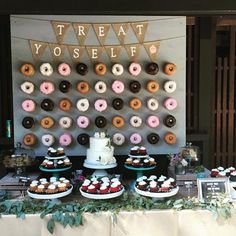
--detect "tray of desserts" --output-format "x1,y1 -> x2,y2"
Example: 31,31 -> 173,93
40,158 -> 72,170
80,176 -> 125,199
210,166 -> 236,179
45,147 -> 67,160
128,146 -> 150,159
125,157 -> 156,169
134,175 -> 179,198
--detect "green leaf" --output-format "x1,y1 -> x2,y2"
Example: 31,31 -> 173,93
47,219 -> 55,234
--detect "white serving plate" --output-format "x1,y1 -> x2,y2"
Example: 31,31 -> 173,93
83,160 -> 117,169
45,155 -> 67,160
128,154 -> 150,159
80,187 -> 124,199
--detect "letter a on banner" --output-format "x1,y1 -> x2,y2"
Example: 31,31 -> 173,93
51,21 -> 71,44
92,24 -> 110,45
86,46 -> 103,62
73,23 -> 90,45
131,21 -> 148,43
29,40 -> 48,61
143,41 -> 160,62
125,44 -> 141,61
67,45 -> 86,62
49,43 -> 67,61
112,23 -> 129,44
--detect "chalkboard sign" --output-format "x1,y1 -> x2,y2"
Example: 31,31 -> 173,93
197,178 -> 230,200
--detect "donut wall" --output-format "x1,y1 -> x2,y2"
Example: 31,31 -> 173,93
10,15 -> 186,156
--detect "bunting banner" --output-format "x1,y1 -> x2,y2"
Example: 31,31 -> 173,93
49,43 -> 67,61
86,46 -> 104,61
131,21 -> 148,43
51,21 -> 71,44
92,23 -> 111,45
73,23 -> 90,45
112,23 -> 130,45
143,41 -> 160,62
67,45 -> 86,62
104,45 -> 123,62
29,40 -> 48,61
125,43 -> 142,61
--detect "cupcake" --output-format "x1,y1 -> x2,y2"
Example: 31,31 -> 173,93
39,178 -> 47,183
63,158 -> 71,166
59,177 -> 66,182
224,169 -> 230,177
136,177 -> 144,183
111,178 -> 119,183
57,160 -> 64,168
168,177 -> 176,187
87,185 -> 97,193
41,159 -> 49,167
101,177 -> 110,183
148,175 -> 157,182
229,167 -> 235,173
29,183 -> 38,192
160,181 -> 171,192
41,181 -> 49,188
49,149 -> 57,157
149,181 -> 158,192
230,171 -> 236,182
110,182 -> 120,192
130,146 -> 139,155
81,182 -> 90,191
137,181 -> 147,191
157,176 -> 166,187
46,161 -> 54,168
139,146 -> 147,155
35,184 -> 45,193
99,185 -> 109,194
149,157 -> 156,166
53,181 -> 61,187
101,182 -> 110,187
141,176 -> 148,181
47,184 -> 57,194
92,180 -> 100,189
31,180 -> 39,185
57,147 -> 65,156
83,179 -> 91,185
211,168 -> 219,177
63,179 -> 70,188
218,171 -> 226,178
58,183 -> 67,192
132,159 -> 141,167
125,157 -> 133,165
143,159 -> 150,167
50,177 -> 57,183
217,166 -> 224,172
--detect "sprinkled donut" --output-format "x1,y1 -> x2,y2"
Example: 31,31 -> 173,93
147,98 -> 159,111
41,99 -> 54,112
112,80 -> 125,94
146,80 -> 159,93
40,81 -> 55,95
94,99 -> 107,112
146,115 -> 160,128
95,116 -> 107,128
76,63 -> 88,76
21,81 -> 35,94
58,63 -> 71,76
23,133 -> 37,146
59,80 -> 71,93
77,81 -> 90,94
76,98 -> 89,112
20,63 -> 35,77
164,115 -> 176,128
40,63 -> 53,76
129,62 -> 141,76
164,132 -> 177,145
59,98 -> 72,112
163,97 -> 178,111
94,81 -> 107,94
129,81 -> 141,93
163,63 -> 177,76
40,116 -> 54,129
130,133 -> 142,144
112,133 -> 125,146
77,133 -> 90,145
77,116 -> 90,129
59,133 -> 73,146
22,99 -> 36,112
111,64 -> 124,76
95,63 -> 106,76
112,116 -> 125,128
22,117 -> 35,129
146,62 -> 159,75
59,116 -> 73,129
112,98 -> 124,110
130,115 -> 142,128
147,133 -> 160,144
41,134 -> 55,146
129,98 -> 142,110
164,81 -> 177,93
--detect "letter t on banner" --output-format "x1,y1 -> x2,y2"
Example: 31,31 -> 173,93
131,22 -> 148,43
51,21 -> 71,44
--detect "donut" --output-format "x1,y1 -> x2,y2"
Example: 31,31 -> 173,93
95,116 -> 107,128
22,99 -> 36,112
112,116 -> 125,128
94,99 -> 107,112
164,132 -> 177,145
129,98 -> 142,110
40,63 -> 53,76
146,80 -> 159,93
130,115 -> 142,128
164,81 -> 177,93
77,133 -> 89,145
146,62 -> 159,75
129,81 -> 141,93
94,81 -> 107,94
129,62 -> 141,76
130,133 -> 142,144
76,98 -> 89,112
41,99 -> 54,111
40,81 -> 55,95
59,116 -> 73,129
41,134 -> 55,146
20,63 -> 35,77
59,133 -> 73,146
77,81 -> 90,94
22,117 -> 35,129
146,115 -> 160,128
147,98 -> 159,111
77,116 -> 90,128
59,99 -> 72,112
59,80 -> 71,93
112,133 -> 125,146
58,63 -> 71,76
163,63 -> 177,76
163,97 -> 178,111
40,116 -> 54,129
164,115 -> 176,128
21,81 -> 35,94
95,63 -> 106,76
111,64 -> 124,76
23,133 -> 37,146
76,63 -> 88,76
112,98 -> 124,110
147,133 -> 160,144
112,80 -> 125,94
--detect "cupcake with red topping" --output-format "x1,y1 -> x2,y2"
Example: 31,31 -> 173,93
211,168 -> 219,177
149,181 -> 158,192
139,146 -> 147,155
87,185 -> 97,193
99,185 -> 109,194
110,182 -> 120,192
132,159 -> 141,167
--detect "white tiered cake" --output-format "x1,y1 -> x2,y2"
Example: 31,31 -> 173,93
86,132 -> 116,165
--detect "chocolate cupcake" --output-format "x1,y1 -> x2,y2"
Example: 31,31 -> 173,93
22,116 -> 35,129
76,63 -> 88,76
95,116 -> 107,128
146,62 -> 159,75
77,133 -> 90,145
41,98 -> 54,111
112,98 -> 124,110
59,80 -> 71,93
129,81 -> 141,93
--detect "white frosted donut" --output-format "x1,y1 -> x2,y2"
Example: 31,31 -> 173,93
130,116 -> 142,127
164,81 -> 177,93
21,81 -> 35,94
112,64 -> 124,76
112,133 -> 125,146
59,117 -> 73,129
147,98 -> 159,111
41,134 -> 55,146
94,81 -> 107,94
40,63 -> 53,76
76,98 -> 89,112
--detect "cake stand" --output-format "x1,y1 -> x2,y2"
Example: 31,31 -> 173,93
39,165 -> 72,179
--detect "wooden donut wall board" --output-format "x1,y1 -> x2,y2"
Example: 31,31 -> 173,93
10,15 -> 186,156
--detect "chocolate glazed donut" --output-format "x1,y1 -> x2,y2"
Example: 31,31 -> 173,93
146,62 -> 159,75
112,98 -> 124,110
95,116 -> 107,128
59,80 -> 71,93
76,63 -> 88,75
164,115 -> 176,128
22,117 -> 35,129
147,133 -> 160,144
77,133 -> 90,145
41,99 -> 54,111
129,80 -> 141,93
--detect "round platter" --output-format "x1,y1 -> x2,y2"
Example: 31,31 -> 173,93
83,160 -> 117,169
39,165 -> 72,172
128,154 -> 149,159
80,187 -> 125,200
27,186 -> 73,199
134,186 -> 179,198
44,155 -> 67,160
124,164 -> 156,171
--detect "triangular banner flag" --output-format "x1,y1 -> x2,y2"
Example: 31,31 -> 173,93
73,23 -> 90,45
92,24 -> 110,45
104,45 -> 123,62
125,44 -> 141,61
112,23 -> 129,45
143,41 -> 161,62
49,43 -> 67,61
131,21 -> 148,43
86,46 -> 104,62
29,40 -> 48,61
51,21 -> 71,44
67,45 -> 86,62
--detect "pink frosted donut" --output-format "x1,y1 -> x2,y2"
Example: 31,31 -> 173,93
22,99 -> 36,112
94,99 -> 107,112
58,63 -> 71,76
129,62 -> 141,76
40,81 -> 55,95
112,80 -> 125,94
59,133 -> 72,146
163,97 -> 178,111
77,116 -> 90,128
146,115 -> 160,128
130,133 -> 142,144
